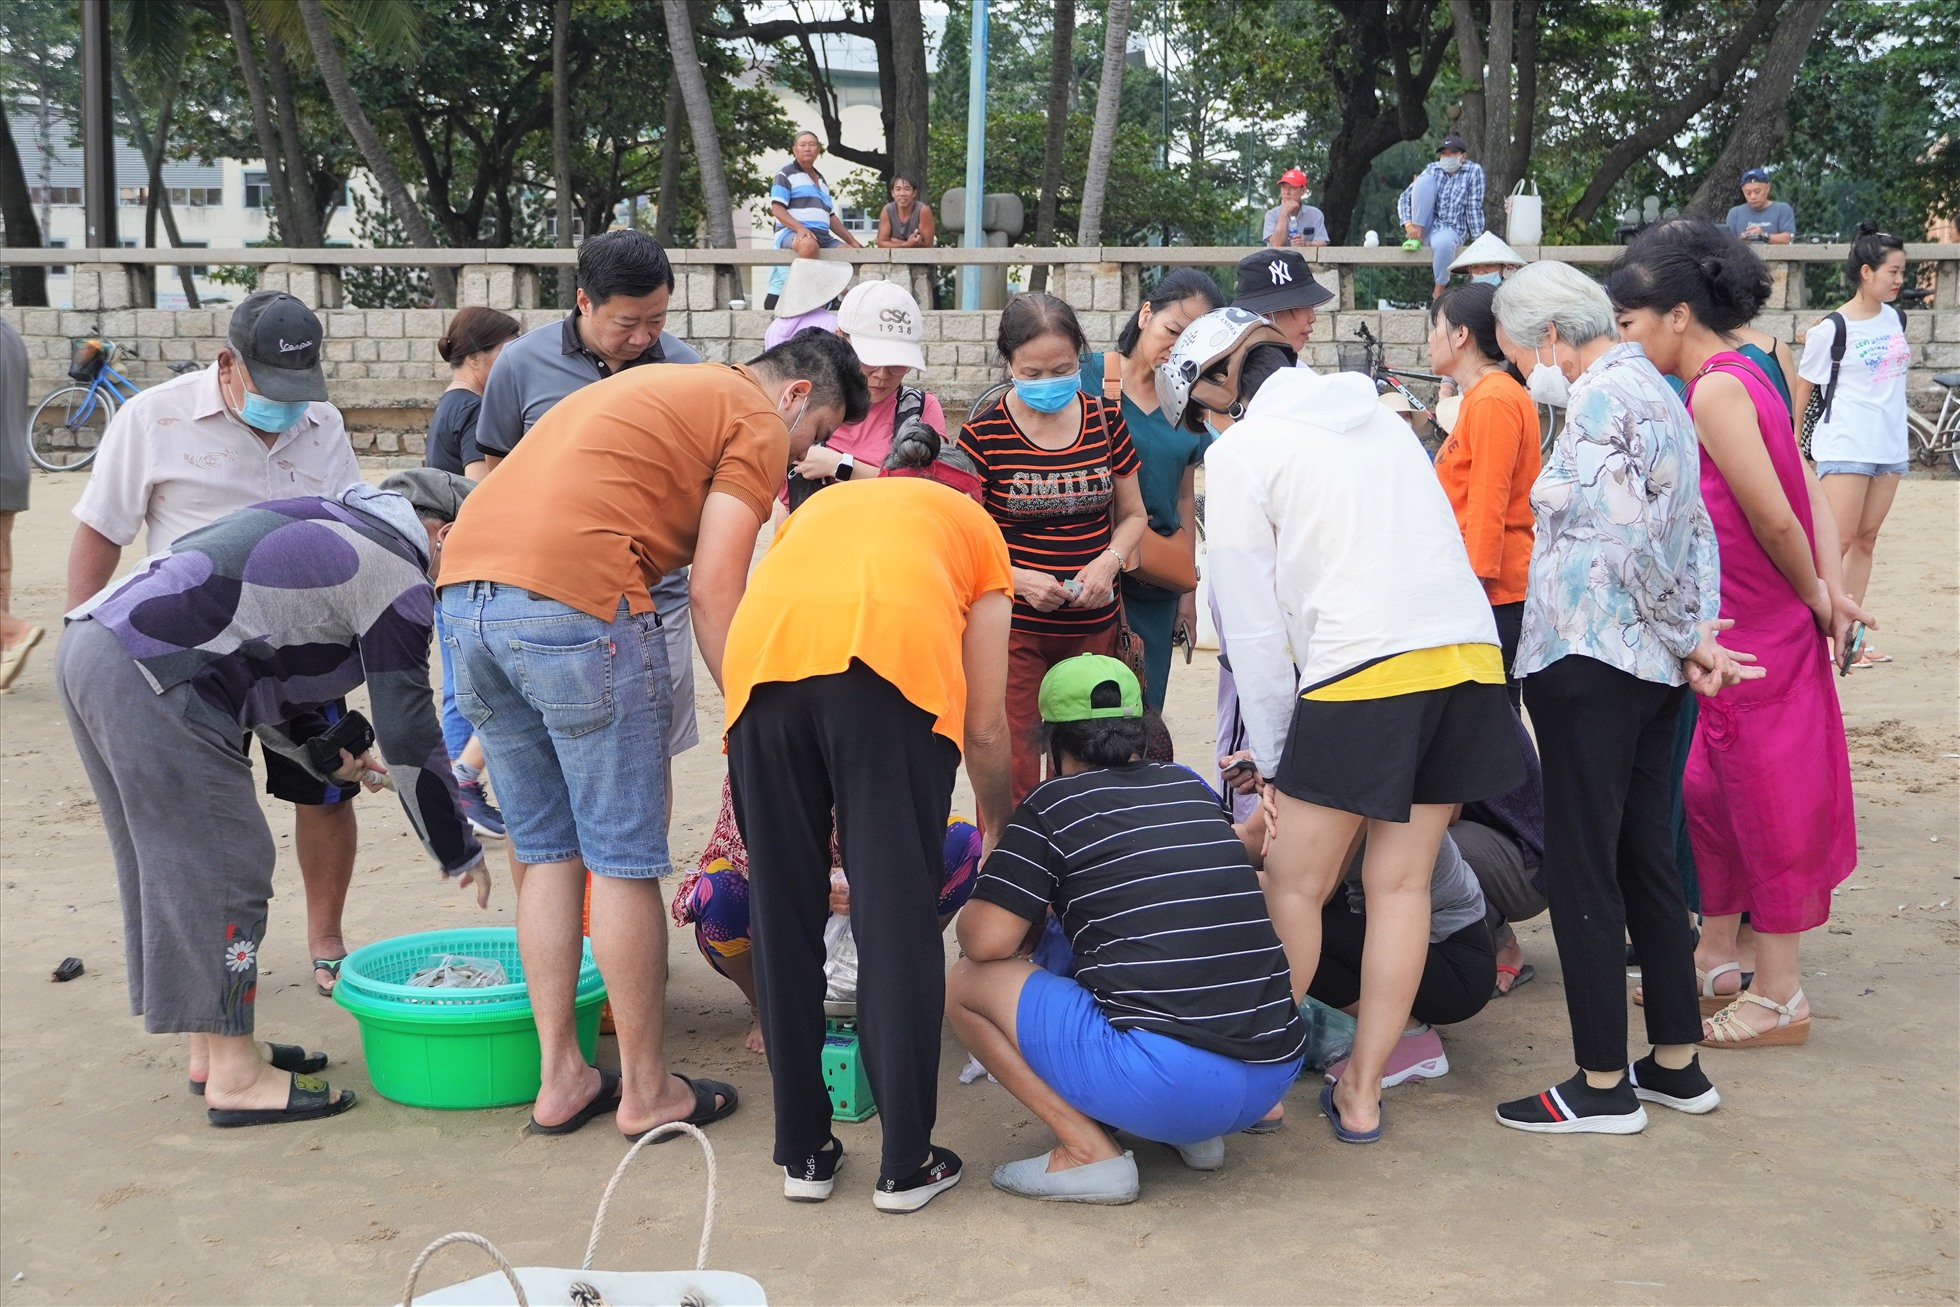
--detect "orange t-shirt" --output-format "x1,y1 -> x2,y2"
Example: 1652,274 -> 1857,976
721,476 -> 1014,747
1433,370 -> 1541,605
441,364 -> 788,619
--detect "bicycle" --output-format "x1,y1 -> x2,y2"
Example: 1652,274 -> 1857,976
1907,372 -> 1960,475
1336,322 -> 1562,454
28,330 -> 198,472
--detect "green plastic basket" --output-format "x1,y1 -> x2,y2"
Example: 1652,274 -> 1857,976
334,928 -> 606,1110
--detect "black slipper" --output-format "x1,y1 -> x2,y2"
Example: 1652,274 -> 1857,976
190,1042 -> 329,1095
643,1073 -> 739,1142
207,1073 -> 356,1127
313,957 -> 345,998
526,1068 -> 622,1136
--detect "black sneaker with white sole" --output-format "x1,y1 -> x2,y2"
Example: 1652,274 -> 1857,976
1496,1071 -> 1648,1134
784,1135 -> 845,1202
1628,1052 -> 1720,1114
873,1145 -> 962,1213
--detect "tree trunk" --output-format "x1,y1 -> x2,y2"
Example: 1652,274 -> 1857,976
1568,0 -> 1784,226
662,0 -> 736,247
0,91 -> 49,307
114,64 -> 200,308
1451,0 -> 1532,231
1317,0 -> 1456,245
294,0 -> 453,304
1447,0 -> 1487,159
224,0 -> 304,245
654,76 -> 686,246
553,0 -> 576,306
1075,0 -> 1132,246
262,27 -> 327,247
885,0 -> 930,188
1029,0 -> 1075,292
1510,0 -> 1539,194
1684,0 -> 1830,218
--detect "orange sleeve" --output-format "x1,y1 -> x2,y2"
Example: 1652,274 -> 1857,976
709,408 -> 792,523
1457,387 -> 1527,586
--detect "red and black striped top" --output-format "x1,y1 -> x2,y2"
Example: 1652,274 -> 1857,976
957,393 -> 1140,634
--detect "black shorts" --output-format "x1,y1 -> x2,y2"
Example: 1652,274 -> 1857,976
1272,680 -> 1524,821
248,699 -> 356,806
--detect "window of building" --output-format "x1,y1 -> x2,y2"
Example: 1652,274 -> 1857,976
244,171 -> 271,210
48,237 -> 68,276
119,186 -> 148,206
837,81 -> 882,110
28,186 -> 83,206
835,206 -> 878,236
178,239 -> 210,277
165,186 -> 225,207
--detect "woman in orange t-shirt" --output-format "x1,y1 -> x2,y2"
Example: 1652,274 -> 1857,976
1428,281 -> 1541,698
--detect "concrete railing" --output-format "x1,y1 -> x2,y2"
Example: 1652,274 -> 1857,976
6,244 -> 1957,454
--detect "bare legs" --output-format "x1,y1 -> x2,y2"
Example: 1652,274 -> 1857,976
1696,915 -> 1809,1035
0,511 -> 32,648
187,1034 -> 294,1111
296,801 -> 356,991
948,957 -> 1122,1172
1822,472 -> 1900,651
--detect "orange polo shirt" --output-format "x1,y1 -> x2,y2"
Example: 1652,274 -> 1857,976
441,364 -> 788,619
1434,370 -> 1540,605
721,476 -> 1014,747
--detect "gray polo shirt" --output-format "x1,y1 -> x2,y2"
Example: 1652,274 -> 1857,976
1725,200 -> 1795,242
476,312 -> 704,611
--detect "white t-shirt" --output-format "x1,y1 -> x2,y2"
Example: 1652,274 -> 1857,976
1799,309 -> 1911,465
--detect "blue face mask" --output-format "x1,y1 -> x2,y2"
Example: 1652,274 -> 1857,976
1470,271 -> 1503,286
237,390 -> 310,434
1011,372 -> 1081,413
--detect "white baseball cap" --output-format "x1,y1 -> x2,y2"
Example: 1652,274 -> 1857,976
836,279 -> 927,371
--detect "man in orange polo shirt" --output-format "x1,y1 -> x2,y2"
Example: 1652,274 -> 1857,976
722,472 -> 1014,1213
437,331 -> 868,1140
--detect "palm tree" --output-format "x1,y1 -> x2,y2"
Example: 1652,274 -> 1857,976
1075,0 -> 1131,246
222,0 -> 306,243
662,0 -> 736,247
293,0 -> 453,302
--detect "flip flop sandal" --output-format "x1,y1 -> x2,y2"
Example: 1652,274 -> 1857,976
638,1073 -> 740,1142
1700,989 -> 1810,1048
313,957 -> 346,998
1319,1083 -> 1382,1145
1492,962 -> 1536,997
190,1042 -> 328,1095
0,625 -> 45,691
207,1073 -> 356,1127
1241,1113 -> 1285,1135
1633,961 -> 1752,1014
526,1068 -> 622,1136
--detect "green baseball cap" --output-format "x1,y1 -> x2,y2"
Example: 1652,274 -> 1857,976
1038,654 -> 1143,723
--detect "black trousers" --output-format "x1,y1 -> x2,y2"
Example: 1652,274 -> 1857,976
1307,901 -> 1497,1028
727,662 -> 959,1182
1523,655 -> 1700,1071
1491,601 -> 1524,710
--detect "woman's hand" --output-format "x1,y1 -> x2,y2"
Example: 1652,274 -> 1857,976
1807,578 -> 1835,635
1174,591 -> 1199,655
828,871 -> 851,918
1071,552 -> 1120,609
1684,619 -> 1766,697
1259,783 -> 1280,863
1827,586 -> 1875,661
333,748 -> 389,793
793,445 -> 845,480
1014,567 -> 1072,613
452,856 -> 492,909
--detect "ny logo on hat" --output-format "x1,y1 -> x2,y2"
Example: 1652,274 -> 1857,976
1268,259 -> 1293,286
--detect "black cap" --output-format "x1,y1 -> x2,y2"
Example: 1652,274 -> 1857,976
1438,134 -> 1469,154
1231,249 -> 1333,315
226,290 -> 328,403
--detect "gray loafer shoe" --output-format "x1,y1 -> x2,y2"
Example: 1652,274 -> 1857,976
991,1150 -> 1139,1204
1173,1135 -> 1225,1171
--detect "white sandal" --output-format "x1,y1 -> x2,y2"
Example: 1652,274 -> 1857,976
1700,989 -> 1810,1048
1633,960 -> 1745,1014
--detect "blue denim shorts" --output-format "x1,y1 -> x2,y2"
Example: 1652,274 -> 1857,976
1815,460 -> 1909,477
1014,967 -> 1301,1146
438,582 -> 673,877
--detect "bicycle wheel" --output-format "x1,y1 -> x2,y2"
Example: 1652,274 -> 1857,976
1537,402 -> 1562,456
29,385 -> 116,471
1906,410 -> 1939,467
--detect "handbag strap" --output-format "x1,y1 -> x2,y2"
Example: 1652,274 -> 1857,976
1102,350 -> 1123,404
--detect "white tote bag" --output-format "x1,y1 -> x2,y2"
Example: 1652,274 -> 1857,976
1507,180 -> 1543,247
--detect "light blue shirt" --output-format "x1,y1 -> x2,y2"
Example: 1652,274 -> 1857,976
1516,342 -> 1720,686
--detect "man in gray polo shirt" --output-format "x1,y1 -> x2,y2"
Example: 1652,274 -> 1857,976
475,230 -> 705,766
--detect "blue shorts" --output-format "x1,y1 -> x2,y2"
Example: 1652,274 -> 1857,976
1014,967 -> 1302,1146
439,582 -> 672,877
1815,460 -> 1909,477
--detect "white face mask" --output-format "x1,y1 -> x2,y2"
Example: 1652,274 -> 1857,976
1526,344 -> 1571,408
1439,155 -> 1465,175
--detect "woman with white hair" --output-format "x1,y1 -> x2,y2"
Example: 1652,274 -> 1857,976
1487,261 -> 1758,1135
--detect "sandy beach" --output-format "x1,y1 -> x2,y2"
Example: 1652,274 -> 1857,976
1,470 -> 1955,1306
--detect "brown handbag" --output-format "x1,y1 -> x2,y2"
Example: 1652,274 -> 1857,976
1103,351 -> 1199,594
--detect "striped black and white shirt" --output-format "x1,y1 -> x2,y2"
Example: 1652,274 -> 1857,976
973,762 -> 1307,1065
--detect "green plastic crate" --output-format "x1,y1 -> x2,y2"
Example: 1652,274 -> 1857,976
822,1021 -> 876,1122
334,928 -> 606,1110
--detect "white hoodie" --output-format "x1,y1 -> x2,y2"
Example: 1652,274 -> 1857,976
1204,369 -> 1497,776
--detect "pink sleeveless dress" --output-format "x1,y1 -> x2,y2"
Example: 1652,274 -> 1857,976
1682,352 -> 1855,933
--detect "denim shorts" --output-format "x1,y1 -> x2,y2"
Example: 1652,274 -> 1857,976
1815,460 -> 1910,477
439,582 -> 672,877
1014,968 -> 1302,1146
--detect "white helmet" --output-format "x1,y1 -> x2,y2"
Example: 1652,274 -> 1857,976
1156,306 -> 1296,430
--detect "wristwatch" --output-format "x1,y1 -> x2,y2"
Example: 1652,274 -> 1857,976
834,453 -> 855,480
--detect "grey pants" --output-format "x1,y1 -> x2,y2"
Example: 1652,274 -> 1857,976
1453,817 -> 1547,935
57,619 -> 277,1035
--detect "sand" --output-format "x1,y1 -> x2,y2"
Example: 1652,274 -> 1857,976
1,472 -> 1955,1307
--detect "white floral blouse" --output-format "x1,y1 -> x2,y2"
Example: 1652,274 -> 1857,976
1515,342 -> 1720,687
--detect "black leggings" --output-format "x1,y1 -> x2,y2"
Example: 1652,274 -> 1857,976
1306,900 -> 1497,1027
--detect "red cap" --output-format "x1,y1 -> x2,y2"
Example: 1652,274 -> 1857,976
1279,168 -> 1309,187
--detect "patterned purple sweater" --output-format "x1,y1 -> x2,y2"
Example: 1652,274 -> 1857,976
74,493 -> 483,875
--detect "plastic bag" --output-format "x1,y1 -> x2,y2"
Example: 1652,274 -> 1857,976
822,899 -> 857,1017
1506,179 -> 1542,247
